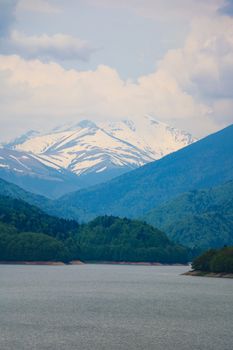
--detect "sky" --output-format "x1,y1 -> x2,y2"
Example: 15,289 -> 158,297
0,0 -> 233,141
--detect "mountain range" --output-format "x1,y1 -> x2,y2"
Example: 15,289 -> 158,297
0,123 -> 232,252
51,124 -> 233,221
0,116 -> 195,197
0,148 -> 81,198
0,177 -> 49,209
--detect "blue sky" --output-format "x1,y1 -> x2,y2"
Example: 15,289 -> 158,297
0,0 -> 233,140
12,0 -> 190,77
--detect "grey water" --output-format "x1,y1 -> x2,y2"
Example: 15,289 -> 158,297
0,264 -> 232,350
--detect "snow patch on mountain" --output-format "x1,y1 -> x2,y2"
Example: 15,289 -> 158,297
4,116 -> 197,177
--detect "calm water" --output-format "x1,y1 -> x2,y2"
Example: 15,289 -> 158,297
0,264 -> 232,350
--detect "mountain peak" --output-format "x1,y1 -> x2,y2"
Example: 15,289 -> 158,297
77,120 -> 97,129
54,124 -> 233,221
1,117 -> 197,196
122,119 -> 136,132
3,130 -> 40,149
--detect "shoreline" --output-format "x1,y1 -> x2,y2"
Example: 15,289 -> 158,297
0,260 -> 188,266
183,270 -> 233,279
83,261 -> 188,266
0,261 -> 67,266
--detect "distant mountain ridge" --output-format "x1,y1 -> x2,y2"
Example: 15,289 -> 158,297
0,116 -> 195,197
51,124 -> 233,221
0,148 -> 82,198
7,116 -> 195,176
0,177 -> 49,209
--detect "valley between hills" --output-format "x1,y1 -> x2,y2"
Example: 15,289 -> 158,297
0,122 -> 232,266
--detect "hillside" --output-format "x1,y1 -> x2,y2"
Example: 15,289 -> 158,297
144,181 -> 233,250
0,148 -> 84,198
51,124 -> 233,221
0,195 -> 188,263
0,195 -> 79,239
0,195 -> 76,263
77,216 -> 188,263
0,178 -> 50,209
191,247 -> 233,274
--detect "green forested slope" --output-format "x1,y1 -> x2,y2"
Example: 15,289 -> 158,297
0,196 -> 188,263
144,181 -> 233,250
192,247 -> 233,273
77,216 -> 188,263
0,178 -> 49,208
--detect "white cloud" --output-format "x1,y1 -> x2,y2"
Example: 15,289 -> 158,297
0,54 -> 215,139
0,1 -> 96,62
0,14 -> 233,140
157,16 -> 233,104
2,31 -> 96,61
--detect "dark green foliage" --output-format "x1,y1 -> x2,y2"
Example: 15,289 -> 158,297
0,222 -> 17,261
0,196 -> 189,263
210,248 -> 233,273
0,231 -> 69,262
144,181 -> 233,251
51,124 -> 233,221
76,216 -> 189,263
0,195 -> 79,262
0,221 -> 17,235
191,249 -> 217,271
192,247 -> 233,273
0,195 -> 79,240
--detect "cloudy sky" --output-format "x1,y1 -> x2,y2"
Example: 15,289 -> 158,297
0,0 -> 233,141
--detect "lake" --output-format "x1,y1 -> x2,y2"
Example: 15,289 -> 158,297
0,264 -> 232,350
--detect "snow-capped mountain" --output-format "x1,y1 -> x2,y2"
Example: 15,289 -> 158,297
7,116 -> 196,176
0,116 -> 196,197
0,148 -> 82,198
4,130 -> 40,149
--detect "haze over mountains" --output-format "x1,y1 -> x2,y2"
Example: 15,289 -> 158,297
0,178 -> 49,209
0,123 -> 232,252
0,116 -> 195,197
52,124 -> 233,222
0,148 -> 80,198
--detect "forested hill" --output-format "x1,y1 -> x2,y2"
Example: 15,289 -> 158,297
51,124 -> 233,221
0,195 -> 79,239
192,247 -> 233,274
144,180 -> 233,250
0,178 -> 49,209
76,216 -> 188,263
0,195 -> 80,262
0,196 -> 189,263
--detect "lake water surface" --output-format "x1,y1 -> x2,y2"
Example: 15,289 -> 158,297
0,264 -> 232,350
